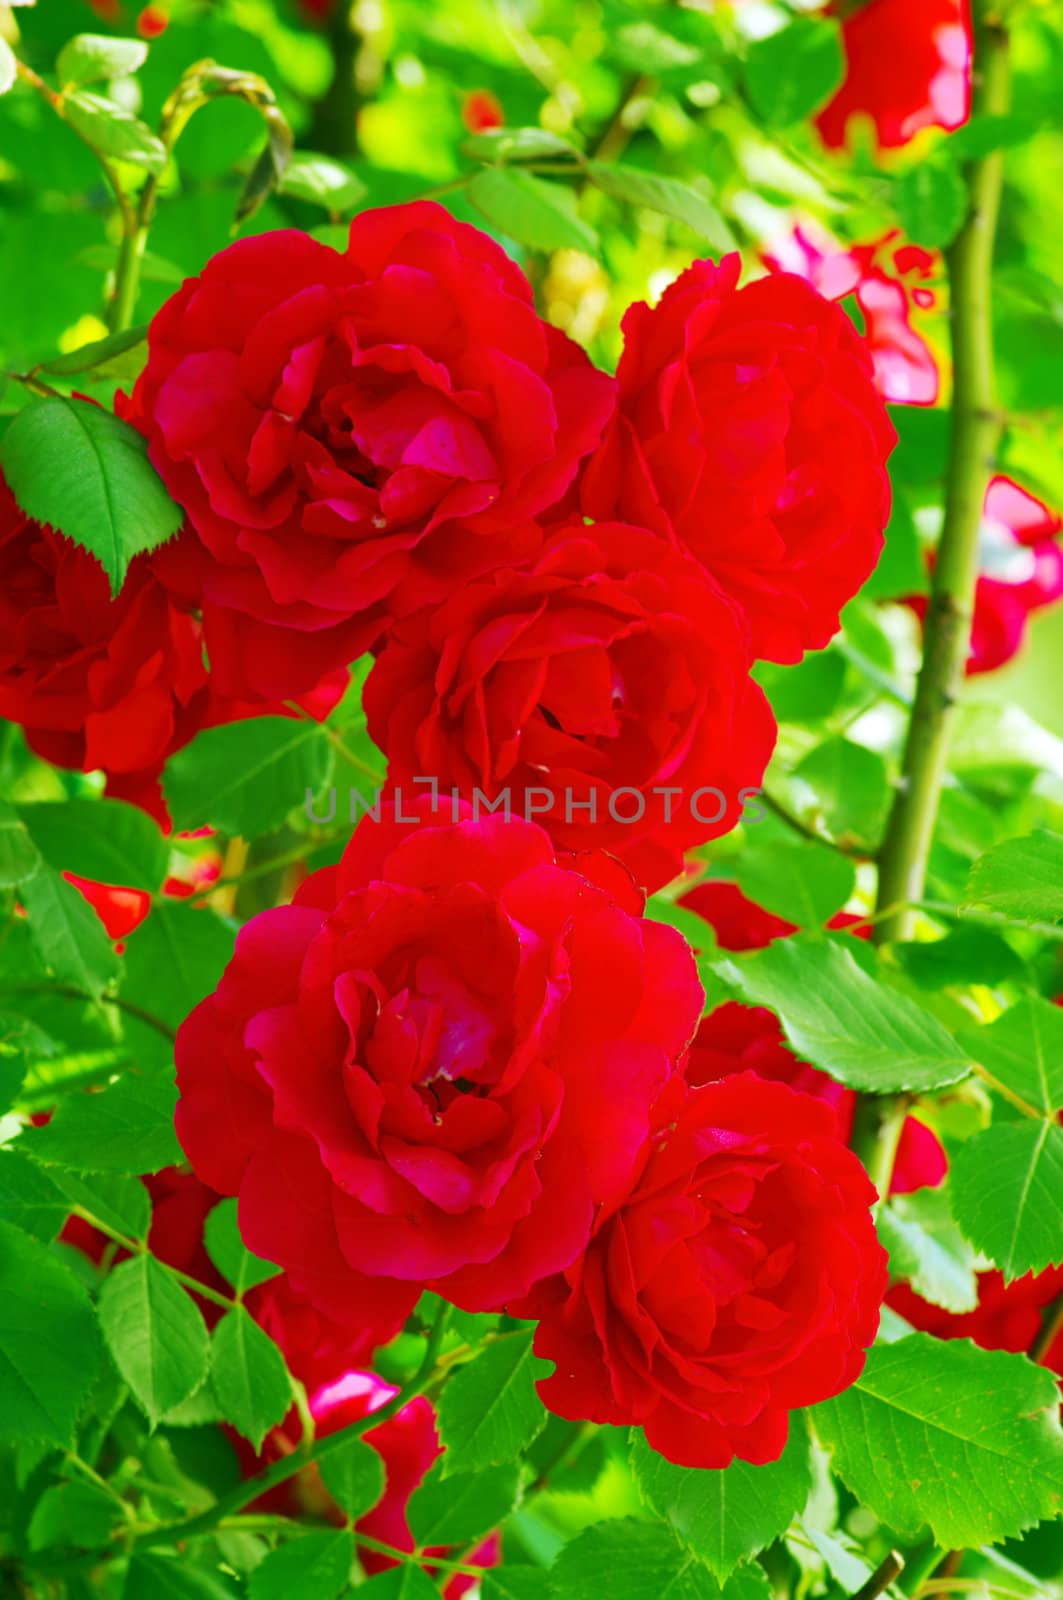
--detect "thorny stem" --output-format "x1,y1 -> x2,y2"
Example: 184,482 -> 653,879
853,1 -> 1011,1210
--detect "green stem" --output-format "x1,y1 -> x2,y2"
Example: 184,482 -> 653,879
130,1301 -> 452,1551
109,225 -> 147,335
69,1206 -> 237,1312
875,6 -> 1011,947
0,982 -> 176,1041
853,2 -> 1010,1206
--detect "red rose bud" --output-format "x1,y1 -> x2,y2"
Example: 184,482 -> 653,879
364,523 -> 776,891
817,0 -> 972,152
581,255 -> 895,664
136,4 -> 168,37
515,1073 -> 888,1468
125,203 -> 616,700
174,803 -> 703,1311
462,90 -> 504,134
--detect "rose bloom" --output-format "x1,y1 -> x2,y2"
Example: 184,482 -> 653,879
126,203 -> 615,699
515,1073 -> 887,1468
816,0 -> 972,152
364,523 -> 776,891
234,1371 -> 497,1597
680,882 -> 948,1195
890,1266 -> 1063,1376
175,805 -> 702,1311
0,475 -> 207,797
906,476 -> 1063,676
765,223 -> 941,407
581,256 -> 895,663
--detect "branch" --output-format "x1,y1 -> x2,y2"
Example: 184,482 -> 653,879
851,1550 -> 905,1600
0,982 -> 176,1042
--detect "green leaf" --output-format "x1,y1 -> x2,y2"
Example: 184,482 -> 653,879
896,160 -> 968,249
121,902 -> 234,1031
0,1218 -> 101,1445
814,1334 -> 1063,1546
966,830 -> 1063,922
791,740 -> 891,851
735,843 -> 855,930
585,163 -> 734,251
210,1307 -> 291,1450
27,1478 -> 118,1551
64,90 -> 167,172
36,324 -> 148,380
894,926 -> 1026,991
0,1011 -> 56,1113
0,1149 -> 67,1241
744,18 -> 844,127
950,1120 -> 1063,1280
21,865 -> 120,1000
249,1531 -> 353,1600
630,1421 -> 811,1582
713,936 -> 970,1092
56,34 -> 149,88
468,168 -> 598,255
551,1520 -> 772,1600
29,1071 -> 182,1174
0,37 -> 16,99
463,126 -> 580,162
437,1329 -> 548,1475
125,1553 -> 239,1599
204,1198 -> 281,1293
481,1573 -> 546,1600
18,797 -> 167,893
163,716 -> 333,838
279,151 -> 366,213
958,997 -> 1063,1117
755,650 -> 845,725
408,1460 -> 521,1547
97,1254 -> 210,1425
319,1431 -> 385,1518
359,1568 -> 443,1599
610,20 -> 702,72
0,799 -> 41,887
50,1168 -> 150,1241
879,1188 -> 980,1313
0,397 -> 182,594
950,113 -> 1037,158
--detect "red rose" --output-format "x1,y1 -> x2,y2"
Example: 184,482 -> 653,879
764,224 -> 941,407
0,475 -> 207,795
680,882 -> 948,1196
581,257 -> 895,662
816,0 -> 972,152
890,1267 -> 1063,1376
364,524 -> 775,890
175,805 -> 702,1310
235,1371 -> 498,1597
126,204 -> 616,699
906,476 -> 1063,675
516,1074 -> 887,1468
245,1270 -> 414,1393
